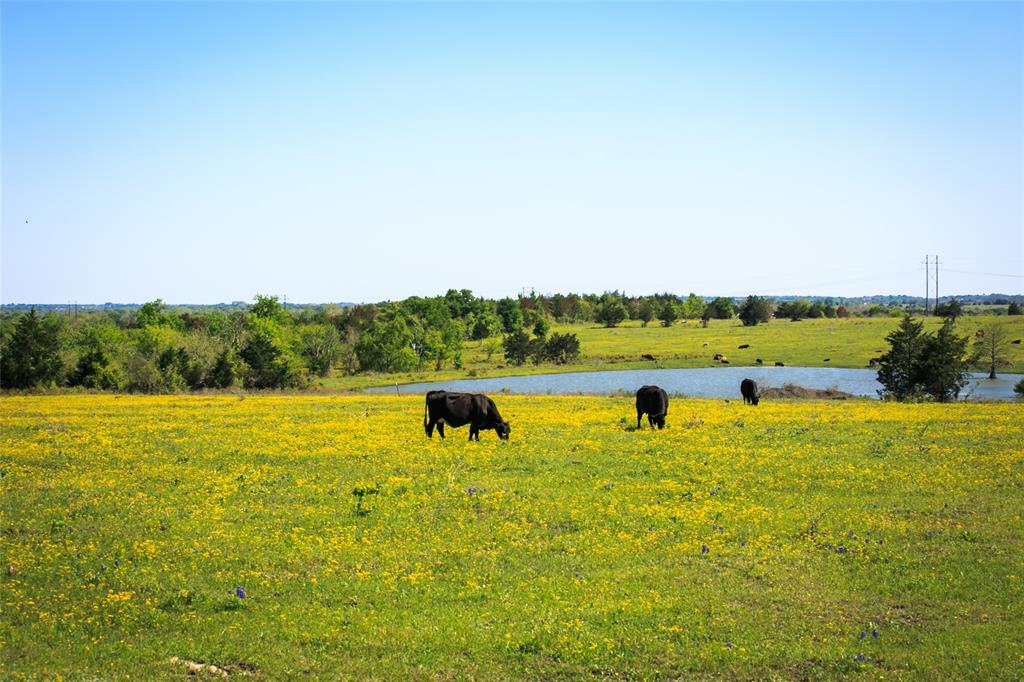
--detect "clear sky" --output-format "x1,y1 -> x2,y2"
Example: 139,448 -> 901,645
2,1 -> 1022,304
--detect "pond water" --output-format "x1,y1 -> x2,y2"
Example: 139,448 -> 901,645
368,366 -> 1024,401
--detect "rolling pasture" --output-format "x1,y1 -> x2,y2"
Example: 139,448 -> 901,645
323,315 -> 1024,391
3,395 -> 1022,679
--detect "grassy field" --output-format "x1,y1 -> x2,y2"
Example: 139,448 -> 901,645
3,395 -> 1022,679
321,315 -> 1024,391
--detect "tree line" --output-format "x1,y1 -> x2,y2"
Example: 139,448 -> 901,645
2,290 -> 1019,393
0,291 -> 585,391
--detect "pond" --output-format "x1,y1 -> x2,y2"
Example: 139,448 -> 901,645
367,366 -> 1024,401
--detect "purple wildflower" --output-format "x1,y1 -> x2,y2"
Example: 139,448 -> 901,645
701,544 -> 709,554
235,586 -> 246,599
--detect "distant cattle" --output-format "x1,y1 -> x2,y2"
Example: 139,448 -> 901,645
641,353 -> 656,361
868,357 -> 882,367
720,358 -> 730,364
740,378 -> 759,406
424,390 -> 510,441
1013,339 -> 1022,345
713,353 -> 723,361
702,342 -> 709,347
775,361 -> 785,367
976,330 -> 984,338
738,344 -> 750,349
756,358 -> 763,365
823,358 -> 831,362
635,385 -> 669,430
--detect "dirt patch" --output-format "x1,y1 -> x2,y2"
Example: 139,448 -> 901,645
760,384 -> 854,400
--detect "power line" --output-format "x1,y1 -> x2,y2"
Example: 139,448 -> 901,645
942,266 -> 1024,276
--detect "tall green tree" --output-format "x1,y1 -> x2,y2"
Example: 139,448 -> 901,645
918,319 -> 969,402
0,308 -> 64,388
876,316 -> 928,401
354,316 -> 418,373
738,296 -> 773,326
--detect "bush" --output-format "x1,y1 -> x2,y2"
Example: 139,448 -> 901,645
541,332 -> 581,364
1014,378 -> 1024,398
503,329 -> 532,366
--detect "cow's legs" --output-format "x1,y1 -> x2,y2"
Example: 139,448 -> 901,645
637,411 -> 643,430
436,422 -> 445,439
425,419 -> 436,438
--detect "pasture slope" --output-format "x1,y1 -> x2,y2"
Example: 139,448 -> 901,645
322,315 -> 1024,391
2,395 -> 1023,680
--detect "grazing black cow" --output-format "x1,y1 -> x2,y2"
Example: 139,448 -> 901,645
641,353 -> 656,361
740,378 -> 759,406
424,390 -> 510,441
1013,339 -> 1022,345
775,361 -> 785,367
635,385 -> 669,430
756,358 -> 763,365
738,344 -> 750,349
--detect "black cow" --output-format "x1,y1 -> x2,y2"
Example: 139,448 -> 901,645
636,385 -> 669,430
424,390 -> 510,441
740,378 -> 759,406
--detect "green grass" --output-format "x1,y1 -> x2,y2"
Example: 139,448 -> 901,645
320,315 -> 1024,391
2,395 -> 1022,679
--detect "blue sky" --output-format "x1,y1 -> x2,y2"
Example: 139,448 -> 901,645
2,1 -> 1021,304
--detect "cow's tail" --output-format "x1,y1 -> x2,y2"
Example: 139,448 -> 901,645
423,397 -> 429,430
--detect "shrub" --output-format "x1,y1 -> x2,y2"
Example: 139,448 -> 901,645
503,329 -> 532,366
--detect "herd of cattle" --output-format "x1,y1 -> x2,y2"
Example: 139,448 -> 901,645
423,379 -> 761,441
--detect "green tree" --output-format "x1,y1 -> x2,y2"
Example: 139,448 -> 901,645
239,317 -> 304,388
0,308 -> 65,388
70,321 -> 124,389
533,317 -> 550,339
681,293 -> 706,320
354,316 -> 418,373
706,297 -> 735,320
877,315 -> 969,402
876,316 -> 928,401
210,349 -> 240,388
136,299 -> 182,329
637,299 -> 656,327
658,301 -> 679,327
1008,302 -> 1022,316
738,295 -> 773,326
495,298 -> 524,333
250,294 -> 289,324
299,323 -> 342,377
470,307 -> 502,340
420,318 -> 464,370
918,319 -> 969,402
595,300 -> 627,328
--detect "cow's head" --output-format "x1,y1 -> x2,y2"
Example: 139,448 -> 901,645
496,421 -> 511,440
751,394 -> 760,406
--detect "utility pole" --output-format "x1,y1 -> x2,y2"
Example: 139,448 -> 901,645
923,255 -> 930,313
934,255 -> 939,311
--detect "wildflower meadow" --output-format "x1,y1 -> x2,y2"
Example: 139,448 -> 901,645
2,395 -> 1022,679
